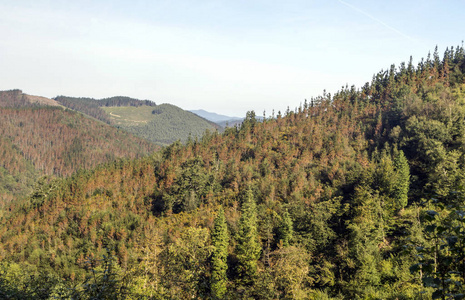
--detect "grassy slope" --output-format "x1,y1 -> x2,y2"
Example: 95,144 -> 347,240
102,104 -> 219,145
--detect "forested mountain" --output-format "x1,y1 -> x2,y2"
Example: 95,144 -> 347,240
54,96 -> 156,124
56,96 -> 219,145
102,104 -> 220,145
1,45 -> 465,299
0,91 -> 157,205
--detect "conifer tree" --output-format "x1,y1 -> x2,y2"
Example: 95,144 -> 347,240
393,150 -> 410,210
236,189 -> 261,286
278,209 -> 293,247
211,206 -> 228,299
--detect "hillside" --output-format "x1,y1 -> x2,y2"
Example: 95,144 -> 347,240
102,104 -> 219,145
0,89 -> 61,108
56,96 -> 219,145
0,90 -> 157,204
54,96 -> 156,124
1,46 -> 465,299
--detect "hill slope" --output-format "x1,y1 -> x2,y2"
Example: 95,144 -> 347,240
55,96 -> 219,145
102,104 -> 219,145
54,95 -> 156,124
1,45 -> 465,298
0,89 -> 61,108
0,90 -> 157,203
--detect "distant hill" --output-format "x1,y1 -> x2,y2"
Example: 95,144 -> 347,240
190,109 -> 242,123
0,89 -> 61,108
0,90 -> 157,204
102,104 -> 219,145
55,96 -> 219,145
54,96 -> 156,124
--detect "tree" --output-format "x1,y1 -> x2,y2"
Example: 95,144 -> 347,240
345,186 -> 384,296
160,227 -> 212,298
236,189 -> 261,286
277,209 -> 293,247
393,150 -> 410,210
410,196 -> 465,299
211,206 -> 229,299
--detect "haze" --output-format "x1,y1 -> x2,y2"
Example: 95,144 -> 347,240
0,0 -> 463,117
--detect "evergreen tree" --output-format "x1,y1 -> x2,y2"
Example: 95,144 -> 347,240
393,150 -> 410,210
236,189 -> 261,286
211,206 -> 229,299
278,209 -> 293,247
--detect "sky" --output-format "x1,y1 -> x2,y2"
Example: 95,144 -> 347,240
0,1 -> 464,117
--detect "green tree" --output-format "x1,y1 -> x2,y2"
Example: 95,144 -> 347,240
211,206 -> 229,299
393,150 -> 410,210
236,189 -> 261,286
345,186 -> 385,296
410,199 -> 465,299
160,227 -> 212,299
277,209 -> 294,247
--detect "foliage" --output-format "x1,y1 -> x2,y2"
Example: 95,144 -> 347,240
71,248 -> 130,300
211,206 -> 229,299
0,98 -> 156,203
235,189 -> 261,287
393,150 -> 410,210
410,194 -> 465,299
0,45 -> 465,298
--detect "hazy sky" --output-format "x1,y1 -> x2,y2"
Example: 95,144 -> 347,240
1,1 -> 464,117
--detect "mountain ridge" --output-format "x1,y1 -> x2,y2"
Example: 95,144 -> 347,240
190,109 -> 242,123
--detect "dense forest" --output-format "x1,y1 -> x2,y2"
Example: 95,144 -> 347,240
1,45 -> 465,299
0,92 -> 157,205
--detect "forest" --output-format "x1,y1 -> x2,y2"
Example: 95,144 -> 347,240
0,91 -> 157,205
1,45 -> 465,299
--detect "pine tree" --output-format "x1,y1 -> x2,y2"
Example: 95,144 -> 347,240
393,150 -> 410,210
278,209 -> 293,247
211,206 -> 228,299
236,189 -> 261,286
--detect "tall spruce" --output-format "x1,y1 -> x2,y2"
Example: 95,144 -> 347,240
211,206 -> 229,299
236,189 -> 261,286
393,150 -> 410,210
278,209 -> 293,247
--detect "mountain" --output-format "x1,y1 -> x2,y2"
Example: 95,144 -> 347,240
102,104 -> 219,145
1,45 -> 465,299
215,118 -> 244,128
190,109 -> 242,123
54,96 -> 156,124
0,90 -> 157,204
55,96 -> 219,145
190,109 -> 268,128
